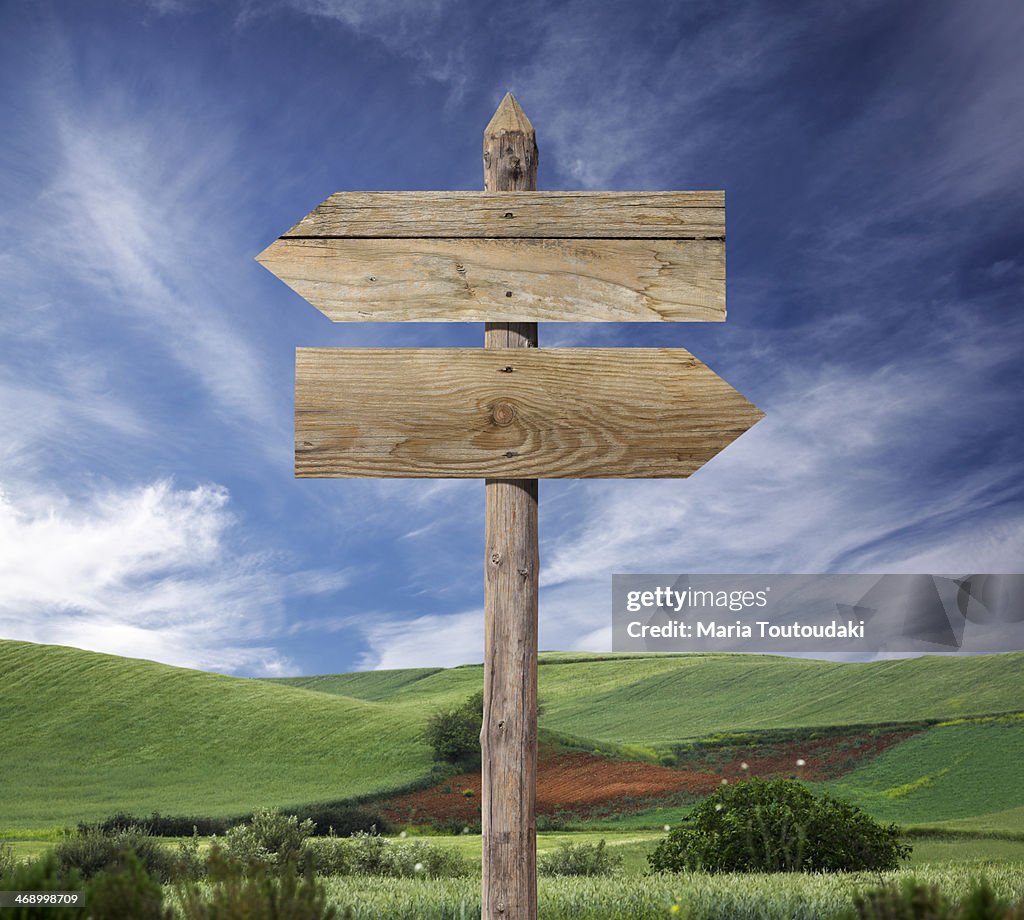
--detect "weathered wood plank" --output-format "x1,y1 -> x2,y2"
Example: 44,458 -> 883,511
295,348 -> 763,479
282,191 -> 724,239
258,237 -> 724,323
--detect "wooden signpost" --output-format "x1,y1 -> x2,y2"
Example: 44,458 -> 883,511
258,93 -> 762,920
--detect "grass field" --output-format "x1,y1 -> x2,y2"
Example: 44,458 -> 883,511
824,715 -> 1024,825
938,805 -> 1024,836
0,640 -> 433,829
276,651 -> 1024,745
314,864 -> 1024,920
3,640 -> 1022,835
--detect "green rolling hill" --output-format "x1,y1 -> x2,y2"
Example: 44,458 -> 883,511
2,641 -> 1022,831
275,651 -> 1024,744
0,640 -> 433,829
824,715 -> 1024,831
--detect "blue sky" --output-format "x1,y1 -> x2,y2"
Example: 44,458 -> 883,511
1,0 -> 1022,677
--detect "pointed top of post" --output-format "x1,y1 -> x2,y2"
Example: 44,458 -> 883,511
485,92 -> 535,138
483,92 -> 538,192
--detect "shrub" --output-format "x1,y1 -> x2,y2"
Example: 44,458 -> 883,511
428,818 -> 480,836
303,837 -> 350,877
538,839 -> 622,877
345,832 -> 390,876
536,812 -> 569,832
344,832 -> 470,878
176,850 -> 337,920
87,812 -> 232,837
0,851 -> 84,919
83,851 -> 172,920
220,807 -> 315,870
840,879 -> 953,919
172,830 -> 207,881
958,878 -> 1013,920
292,804 -> 390,837
391,839 -> 471,879
54,825 -> 177,882
648,778 -> 911,873
830,877 -> 1020,920
0,844 -> 16,879
422,690 -> 484,766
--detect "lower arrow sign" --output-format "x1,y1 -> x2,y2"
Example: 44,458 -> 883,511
295,348 -> 762,479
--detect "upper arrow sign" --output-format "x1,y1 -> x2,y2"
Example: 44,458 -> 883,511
256,191 -> 724,322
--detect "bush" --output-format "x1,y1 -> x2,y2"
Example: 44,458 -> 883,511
831,877 -> 1022,920
87,812 -> 232,837
172,830 -> 207,881
427,818 -> 480,836
344,832 -> 470,878
176,850 -> 337,920
0,844 -> 16,879
0,851 -> 84,919
422,690 -> 484,766
54,825 -> 178,882
838,879 -> 953,919
537,812 -> 569,832
303,837 -> 350,877
648,778 -> 911,873
220,807 -> 315,871
83,851 -> 172,920
538,839 -> 622,877
390,839 -> 471,879
292,804 -> 390,837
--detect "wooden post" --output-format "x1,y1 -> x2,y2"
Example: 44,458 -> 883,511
482,93 -> 539,920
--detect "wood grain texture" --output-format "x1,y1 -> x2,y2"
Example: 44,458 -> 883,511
256,236 -> 724,323
482,91 -> 538,920
483,92 -> 537,194
280,191 -> 723,239
294,348 -> 764,479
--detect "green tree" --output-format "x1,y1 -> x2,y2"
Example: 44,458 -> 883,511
422,690 -> 484,766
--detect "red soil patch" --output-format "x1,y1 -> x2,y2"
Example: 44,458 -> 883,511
689,730 -> 918,783
378,728 -> 918,826
380,751 -> 716,826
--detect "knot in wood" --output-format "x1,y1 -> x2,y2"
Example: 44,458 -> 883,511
489,551 -> 502,565
491,402 -> 516,427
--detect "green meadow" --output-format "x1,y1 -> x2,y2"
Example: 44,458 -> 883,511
2,640 -> 1022,845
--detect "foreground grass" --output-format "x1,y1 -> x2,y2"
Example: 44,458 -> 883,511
318,865 -> 1024,920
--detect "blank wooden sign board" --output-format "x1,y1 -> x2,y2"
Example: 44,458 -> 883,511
258,93 -> 761,920
256,191 -> 724,323
296,348 -> 761,479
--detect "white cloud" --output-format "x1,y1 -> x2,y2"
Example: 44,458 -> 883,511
542,358 -> 1022,589
355,606 -> 482,670
503,1 -> 820,188
0,479 -> 347,675
41,101 -> 285,438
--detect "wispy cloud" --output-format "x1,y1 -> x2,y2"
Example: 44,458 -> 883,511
354,605 -> 482,670
543,332 -> 1023,586
245,0 -> 469,99
42,99 -> 284,436
0,478 -> 346,675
